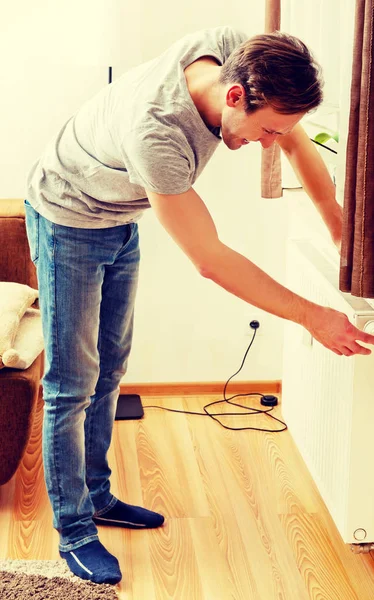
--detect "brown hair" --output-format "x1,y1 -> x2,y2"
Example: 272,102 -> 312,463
219,31 -> 323,115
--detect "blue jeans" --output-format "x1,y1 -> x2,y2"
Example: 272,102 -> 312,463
24,201 -> 140,552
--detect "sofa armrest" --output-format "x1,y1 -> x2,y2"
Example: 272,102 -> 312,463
0,352 -> 43,485
0,199 -> 37,287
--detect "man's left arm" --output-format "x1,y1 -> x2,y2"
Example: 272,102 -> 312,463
276,123 -> 343,251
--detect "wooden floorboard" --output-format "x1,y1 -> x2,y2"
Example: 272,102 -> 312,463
1,390 -> 374,599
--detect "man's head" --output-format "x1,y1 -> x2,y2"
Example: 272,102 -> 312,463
218,31 -> 323,149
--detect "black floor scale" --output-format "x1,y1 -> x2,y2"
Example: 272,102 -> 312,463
115,394 -> 144,420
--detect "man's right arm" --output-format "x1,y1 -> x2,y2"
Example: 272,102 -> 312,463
146,187 -> 374,356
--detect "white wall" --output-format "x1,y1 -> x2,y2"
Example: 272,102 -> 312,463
129,141 -> 287,382
3,1 -> 347,384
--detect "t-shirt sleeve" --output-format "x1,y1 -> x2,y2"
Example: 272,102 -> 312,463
122,127 -> 194,195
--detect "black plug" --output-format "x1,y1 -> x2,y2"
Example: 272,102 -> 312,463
250,320 -> 260,330
261,394 -> 278,407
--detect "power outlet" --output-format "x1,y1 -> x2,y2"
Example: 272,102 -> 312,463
245,316 -> 262,336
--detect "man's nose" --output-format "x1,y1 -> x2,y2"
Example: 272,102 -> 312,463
259,134 -> 277,148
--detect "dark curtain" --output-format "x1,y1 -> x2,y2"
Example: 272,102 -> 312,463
261,0 -> 282,198
340,0 -> 374,297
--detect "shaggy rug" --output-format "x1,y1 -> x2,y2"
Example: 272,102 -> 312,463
0,559 -> 119,599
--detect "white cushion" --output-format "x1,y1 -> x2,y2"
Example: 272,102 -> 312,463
0,283 -> 38,368
2,308 -> 44,369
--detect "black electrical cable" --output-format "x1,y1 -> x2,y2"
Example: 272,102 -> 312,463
144,325 -> 288,433
310,137 -> 338,154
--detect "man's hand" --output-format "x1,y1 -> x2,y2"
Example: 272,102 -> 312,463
304,305 -> 374,356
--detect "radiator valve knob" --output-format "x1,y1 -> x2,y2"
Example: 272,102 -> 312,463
353,528 -> 367,541
363,320 -> 374,335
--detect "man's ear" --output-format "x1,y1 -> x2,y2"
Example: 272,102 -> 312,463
226,84 -> 245,108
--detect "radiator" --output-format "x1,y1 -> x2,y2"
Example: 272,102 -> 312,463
282,239 -> 374,545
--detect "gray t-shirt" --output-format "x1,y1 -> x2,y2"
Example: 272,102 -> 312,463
27,26 -> 247,228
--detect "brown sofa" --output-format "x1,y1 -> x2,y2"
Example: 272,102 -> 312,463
0,199 -> 44,485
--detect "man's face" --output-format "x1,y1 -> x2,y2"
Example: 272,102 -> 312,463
221,88 -> 305,150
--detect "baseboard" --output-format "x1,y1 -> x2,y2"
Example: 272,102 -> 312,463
119,380 -> 282,396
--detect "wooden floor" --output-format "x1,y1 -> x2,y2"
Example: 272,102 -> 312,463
2,391 -> 374,599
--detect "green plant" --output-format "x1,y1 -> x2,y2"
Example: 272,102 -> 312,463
314,131 -> 339,144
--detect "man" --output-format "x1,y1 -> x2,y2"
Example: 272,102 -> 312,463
25,26 -> 374,585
